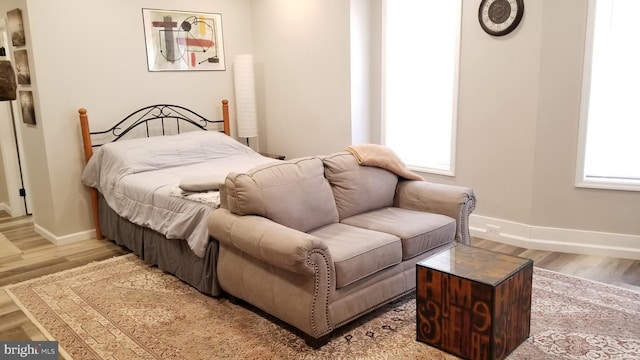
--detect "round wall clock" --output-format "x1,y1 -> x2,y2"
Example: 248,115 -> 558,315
478,0 -> 524,37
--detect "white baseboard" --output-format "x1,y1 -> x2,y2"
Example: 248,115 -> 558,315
0,202 -> 11,215
470,214 -> 640,260
33,223 -> 95,246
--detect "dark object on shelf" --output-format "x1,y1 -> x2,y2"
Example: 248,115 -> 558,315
0,60 -> 17,101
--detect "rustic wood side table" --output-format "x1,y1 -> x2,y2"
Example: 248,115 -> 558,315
416,244 -> 533,360
259,152 -> 285,160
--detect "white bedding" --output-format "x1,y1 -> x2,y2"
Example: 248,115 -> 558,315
81,131 -> 277,257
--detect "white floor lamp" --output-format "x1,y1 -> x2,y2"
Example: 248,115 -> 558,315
233,54 -> 258,148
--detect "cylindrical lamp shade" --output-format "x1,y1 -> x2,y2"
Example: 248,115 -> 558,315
233,54 -> 258,138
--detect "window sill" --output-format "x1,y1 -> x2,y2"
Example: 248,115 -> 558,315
408,165 -> 455,178
575,178 -> 640,192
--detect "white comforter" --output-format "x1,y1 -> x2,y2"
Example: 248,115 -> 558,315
81,131 -> 277,257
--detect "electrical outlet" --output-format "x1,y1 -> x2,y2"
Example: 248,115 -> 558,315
486,224 -> 501,236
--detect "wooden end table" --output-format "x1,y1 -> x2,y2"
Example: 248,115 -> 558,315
416,244 -> 533,360
259,152 -> 285,160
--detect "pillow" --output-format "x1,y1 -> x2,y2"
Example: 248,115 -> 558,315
223,157 -> 339,232
179,175 -> 222,192
323,152 -> 398,220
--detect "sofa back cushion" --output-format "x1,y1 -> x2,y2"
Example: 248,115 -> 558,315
323,152 -> 398,220
222,156 -> 339,232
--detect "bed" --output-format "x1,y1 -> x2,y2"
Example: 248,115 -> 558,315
78,100 -> 278,296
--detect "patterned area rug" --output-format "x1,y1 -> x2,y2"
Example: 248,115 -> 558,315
4,254 -> 639,359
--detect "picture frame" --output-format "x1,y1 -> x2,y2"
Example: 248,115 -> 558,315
14,49 -> 30,85
19,90 -> 36,125
7,9 -> 26,47
142,9 -> 225,72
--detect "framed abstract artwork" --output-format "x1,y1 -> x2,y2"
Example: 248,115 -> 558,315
142,8 -> 225,71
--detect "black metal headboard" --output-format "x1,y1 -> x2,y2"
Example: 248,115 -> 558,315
87,104 -> 226,148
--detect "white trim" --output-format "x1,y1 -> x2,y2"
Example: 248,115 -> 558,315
575,0 -> 640,193
409,165 -> 455,178
0,202 -> 11,215
470,214 -> 640,260
574,0 -> 595,190
448,0 -> 463,178
576,177 -> 640,192
33,223 -> 95,246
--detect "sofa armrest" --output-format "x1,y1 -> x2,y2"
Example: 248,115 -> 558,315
394,180 -> 476,244
208,208 -> 332,276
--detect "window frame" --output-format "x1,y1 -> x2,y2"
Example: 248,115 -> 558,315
575,0 -> 640,192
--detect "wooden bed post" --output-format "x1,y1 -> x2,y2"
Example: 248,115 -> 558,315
78,108 -> 103,240
222,99 -> 230,136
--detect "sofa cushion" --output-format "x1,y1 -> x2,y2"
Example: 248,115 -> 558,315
323,152 -> 398,220
341,207 -> 456,260
309,223 -> 402,289
223,157 -> 339,233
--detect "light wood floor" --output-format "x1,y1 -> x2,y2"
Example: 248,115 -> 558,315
0,211 -> 638,347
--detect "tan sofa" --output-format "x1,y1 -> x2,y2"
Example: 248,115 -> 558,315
208,152 -> 476,348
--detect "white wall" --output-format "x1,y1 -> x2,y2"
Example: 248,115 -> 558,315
251,0 -> 352,159
453,0 -> 542,224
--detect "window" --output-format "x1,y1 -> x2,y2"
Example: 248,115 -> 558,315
382,0 -> 462,175
577,0 -> 640,191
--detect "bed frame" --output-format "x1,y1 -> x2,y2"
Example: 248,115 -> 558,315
79,100 -> 230,240
78,100 -> 231,296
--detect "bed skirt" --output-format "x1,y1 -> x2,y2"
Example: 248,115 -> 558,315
98,195 -> 221,296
